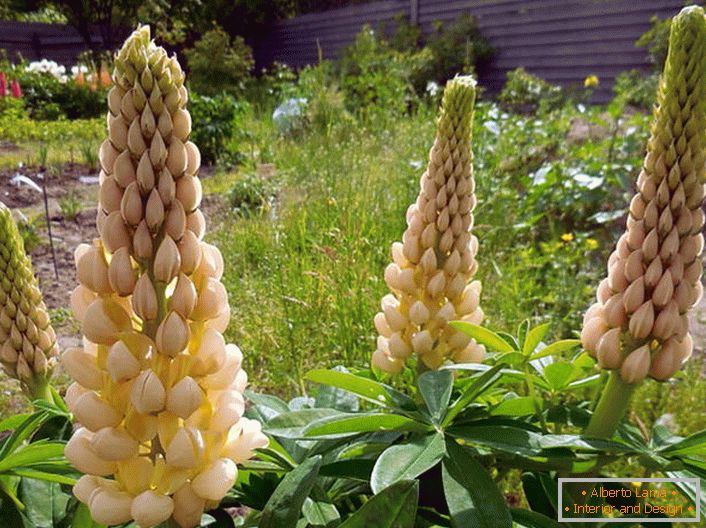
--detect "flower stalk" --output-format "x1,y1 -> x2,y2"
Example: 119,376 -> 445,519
372,76 -> 486,374
62,26 -> 267,528
581,5 -> 706,437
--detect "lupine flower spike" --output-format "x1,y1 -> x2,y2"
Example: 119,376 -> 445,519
372,76 -> 485,373
62,26 -> 267,528
0,204 -> 58,400
582,6 -> 706,387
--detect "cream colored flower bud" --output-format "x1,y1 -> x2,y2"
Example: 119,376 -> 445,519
185,141 -> 201,175
186,210 -> 206,240
130,369 -> 166,414
65,382 -> 89,410
628,301 -> 655,339
388,332 -> 412,358
128,117 -> 147,157
100,176 -> 123,213
222,418 -> 269,463
106,341 -> 142,382
114,150 -> 136,189
581,316 -> 608,354
166,138 -> 187,176
77,245 -> 112,294
145,189 -> 165,231
165,200 -> 187,240
411,330 -> 433,355
409,301 -> 430,325
130,268 -> 156,316
190,328 -> 226,377
191,458 -> 237,501
131,490 -> 174,528
150,130 -> 167,168
210,390 -> 245,432
191,278 -> 227,321
649,341 -> 680,380
158,168 -> 176,205
73,391 -> 123,431
652,272 -> 675,307
108,247 -> 136,296
201,344 -> 243,390
154,236 -> 181,283
102,211 -> 131,253
176,175 -> 202,212
83,298 -> 132,345
89,487 -> 134,526
133,220 -> 153,259
166,376 -> 203,419
620,345 -> 651,384
170,274 -> 197,318
65,428 -> 117,476
172,108 -> 191,141
61,347 -> 102,390
120,182 -> 143,226
172,483 -> 205,528
373,312 -> 392,338
166,427 -> 203,469
178,230 -> 202,274
73,474 -> 104,504
154,311 -> 189,357
623,277 -> 645,314
596,328 -> 622,369
195,243 -> 224,281
100,139 -> 119,174
91,426 -> 139,461
453,341 -> 486,363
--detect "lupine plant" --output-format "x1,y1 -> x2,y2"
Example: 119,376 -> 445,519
1,7 -> 706,528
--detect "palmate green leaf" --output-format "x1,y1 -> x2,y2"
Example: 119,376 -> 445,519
537,434 -> 634,453
304,413 -> 430,439
442,440 -> 512,528
9,469 -> 76,486
320,459 -> 375,481
264,409 -> 341,439
417,370 -> 453,422
492,396 -> 542,417
522,323 -> 550,355
448,322 -> 515,353
442,365 -> 503,427
244,391 -> 290,423
517,320 -> 530,351
510,508 -> 562,528
542,362 -> 580,390
304,369 -> 416,410
370,433 -> 445,494
449,425 -> 542,457
70,502 -> 104,528
259,456 -> 322,528
302,498 -> 340,528
665,470 -> 706,514
529,339 -> 580,360
339,480 -> 418,528
18,479 -> 70,528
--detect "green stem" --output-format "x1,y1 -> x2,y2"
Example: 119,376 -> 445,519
585,370 -> 636,439
26,376 -> 53,402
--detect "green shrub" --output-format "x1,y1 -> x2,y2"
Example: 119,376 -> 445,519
184,26 -> 254,96
423,14 -> 494,84
636,14 -> 672,69
498,67 -> 564,112
612,69 -> 659,109
189,92 -> 249,165
339,26 -> 431,116
227,172 -> 276,215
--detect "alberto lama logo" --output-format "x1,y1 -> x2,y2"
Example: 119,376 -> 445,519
558,477 -> 701,523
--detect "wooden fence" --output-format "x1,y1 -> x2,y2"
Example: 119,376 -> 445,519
0,21 -> 106,65
253,0 -> 686,102
0,0 -> 688,102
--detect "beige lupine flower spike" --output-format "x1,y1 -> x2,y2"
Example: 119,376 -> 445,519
0,203 -> 58,400
62,26 -> 267,528
372,76 -> 485,373
581,6 -> 706,385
